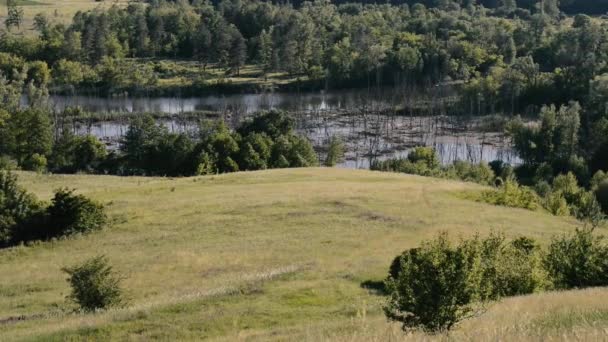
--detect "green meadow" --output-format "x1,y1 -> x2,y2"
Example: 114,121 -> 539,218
1,168 -> 606,340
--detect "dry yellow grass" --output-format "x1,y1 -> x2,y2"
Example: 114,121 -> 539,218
0,168 -> 605,341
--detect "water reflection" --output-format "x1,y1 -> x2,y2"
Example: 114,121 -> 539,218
49,89 -> 398,114
74,112 -> 521,169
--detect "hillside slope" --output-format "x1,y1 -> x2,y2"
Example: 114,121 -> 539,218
0,168 -> 605,341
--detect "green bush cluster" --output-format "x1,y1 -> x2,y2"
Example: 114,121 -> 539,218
480,178 -> 539,210
384,234 -> 477,332
385,232 -> 546,332
478,172 -> 604,225
324,136 -> 345,167
371,147 -> 496,186
375,148 -> 605,224
544,228 -> 608,289
385,229 -> 608,332
544,173 -> 604,224
0,171 -> 43,246
0,171 -> 106,248
113,110 -> 318,176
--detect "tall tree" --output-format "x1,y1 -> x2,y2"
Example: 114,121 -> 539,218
228,27 -> 246,75
258,27 -> 274,78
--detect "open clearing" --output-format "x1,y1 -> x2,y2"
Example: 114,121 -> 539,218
0,168 -> 606,340
0,0 -> 129,34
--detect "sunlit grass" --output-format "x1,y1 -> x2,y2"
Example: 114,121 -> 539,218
0,168 -> 604,340
2,0 -> 130,35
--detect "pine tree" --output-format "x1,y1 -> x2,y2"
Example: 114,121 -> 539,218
229,28 -> 247,75
259,28 -> 274,79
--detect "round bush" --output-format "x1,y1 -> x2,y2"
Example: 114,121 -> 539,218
63,256 -> 125,311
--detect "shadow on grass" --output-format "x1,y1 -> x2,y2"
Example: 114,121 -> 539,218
360,280 -> 387,295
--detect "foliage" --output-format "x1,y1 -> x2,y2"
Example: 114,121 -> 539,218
324,136 -> 345,167
481,178 -> 539,210
372,148 -> 496,186
5,0 -> 24,32
0,171 -> 106,247
45,188 -> 107,238
460,233 -> 548,300
508,103 -> 582,174
544,228 -> 608,289
0,171 -> 42,247
384,233 -> 478,332
49,133 -> 107,173
595,180 -> 608,214
385,232 -> 547,332
446,161 -> 495,186
116,111 -> 317,176
386,226 -> 608,333
4,108 -> 53,170
62,256 -> 125,312
407,147 -> 440,170
546,173 -> 605,224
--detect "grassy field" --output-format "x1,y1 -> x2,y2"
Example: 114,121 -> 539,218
0,168 -> 606,341
0,0 -> 129,34
151,60 -> 314,94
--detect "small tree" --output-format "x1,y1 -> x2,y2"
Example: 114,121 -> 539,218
45,188 -> 107,238
407,147 -> 439,170
63,256 -> 125,311
544,228 -> 608,289
0,171 -> 42,246
324,136 -> 345,167
384,233 -> 477,332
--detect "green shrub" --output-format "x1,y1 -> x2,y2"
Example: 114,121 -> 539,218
371,158 -> 438,177
489,160 -> 513,181
595,180 -> 608,214
544,192 -> 570,216
372,148 -> 498,186
385,233 -> 549,332
324,136 -> 345,167
23,153 -> 47,173
384,233 -> 477,332
481,179 -> 539,210
407,147 -> 440,169
449,161 -> 495,185
572,190 -> 605,226
45,188 -> 107,238
534,180 -> 552,198
552,172 -> 581,204
0,171 -> 43,247
590,171 -> 608,190
0,155 -> 18,170
63,256 -> 125,312
544,228 -> 608,289
461,233 -> 548,300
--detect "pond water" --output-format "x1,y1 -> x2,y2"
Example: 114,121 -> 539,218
48,87 -> 454,114
51,88 -> 520,168
72,111 -> 520,169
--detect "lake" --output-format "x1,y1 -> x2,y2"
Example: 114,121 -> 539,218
51,89 -> 520,168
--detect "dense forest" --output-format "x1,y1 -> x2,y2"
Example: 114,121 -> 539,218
1,0 -> 607,94
0,0 -> 608,207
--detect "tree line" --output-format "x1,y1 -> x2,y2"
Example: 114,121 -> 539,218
2,0 -> 608,94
